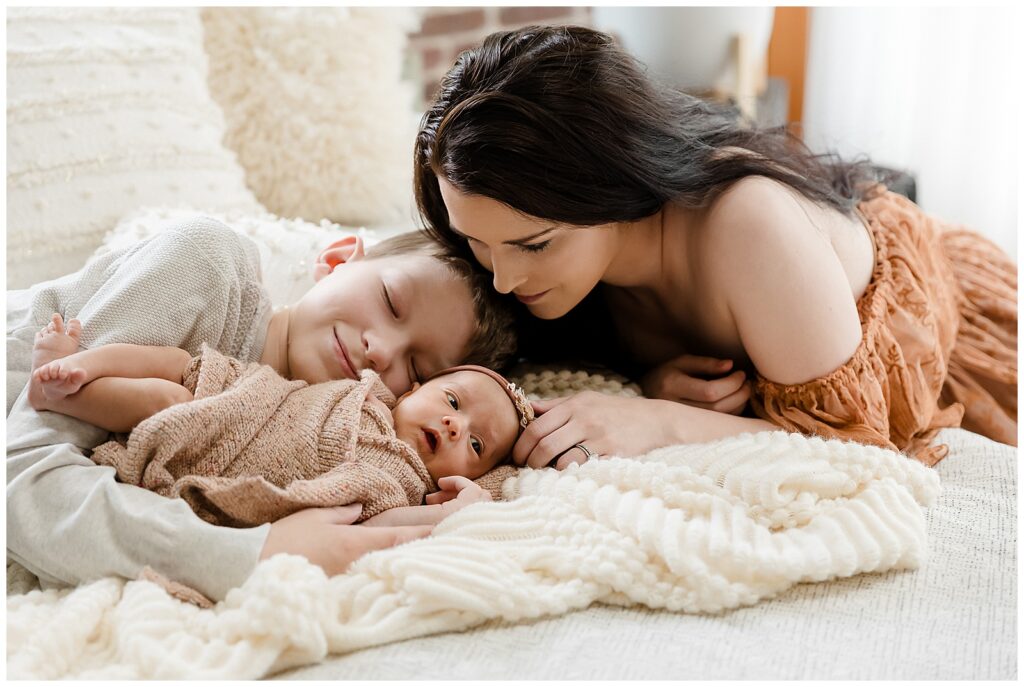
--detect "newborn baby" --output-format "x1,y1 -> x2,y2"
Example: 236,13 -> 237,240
30,314 -> 534,528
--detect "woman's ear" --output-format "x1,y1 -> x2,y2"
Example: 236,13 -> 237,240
313,236 -> 366,281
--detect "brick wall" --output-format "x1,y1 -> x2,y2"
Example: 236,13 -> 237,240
408,6 -> 593,108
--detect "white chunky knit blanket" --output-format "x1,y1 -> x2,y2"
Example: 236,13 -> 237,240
6,371 -> 941,679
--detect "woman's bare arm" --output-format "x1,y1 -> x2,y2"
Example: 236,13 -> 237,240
707,177 -> 863,385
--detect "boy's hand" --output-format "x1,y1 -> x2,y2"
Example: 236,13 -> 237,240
259,504 -> 432,576
640,355 -> 751,415
433,475 -> 491,517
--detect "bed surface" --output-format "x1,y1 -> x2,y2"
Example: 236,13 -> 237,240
272,427 -> 1016,680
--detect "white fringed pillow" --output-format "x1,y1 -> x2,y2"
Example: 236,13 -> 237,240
6,7 -> 261,289
202,8 -> 421,226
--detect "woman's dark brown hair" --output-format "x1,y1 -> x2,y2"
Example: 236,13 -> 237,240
415,24 -> 880,255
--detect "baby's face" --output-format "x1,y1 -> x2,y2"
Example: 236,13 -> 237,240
391,369 -> 519,481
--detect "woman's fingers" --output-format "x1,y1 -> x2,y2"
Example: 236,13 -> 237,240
682,380 -> 753,414
664,368 -> 746,402
521,419 -> 587,470
530,395 -> 571,415
554,444 -> 592,470
512,401 -> 571,466
670,354 -> 733,375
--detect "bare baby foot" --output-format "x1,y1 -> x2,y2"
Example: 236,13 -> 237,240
29,313 -> 86,408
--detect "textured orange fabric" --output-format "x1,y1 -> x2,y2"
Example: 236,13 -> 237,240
753,189 -> 1017,466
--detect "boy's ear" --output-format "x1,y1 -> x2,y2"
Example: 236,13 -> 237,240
395,381 -> 421,405
313,235 -> 366,282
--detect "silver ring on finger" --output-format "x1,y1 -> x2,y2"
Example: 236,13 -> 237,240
572,443 -> 593,459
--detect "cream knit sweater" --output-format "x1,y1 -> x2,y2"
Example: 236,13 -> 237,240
92,346 -> 433,527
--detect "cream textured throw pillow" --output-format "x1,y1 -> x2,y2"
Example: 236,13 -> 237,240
6,7 -> 262,289
202,8 -> 421,226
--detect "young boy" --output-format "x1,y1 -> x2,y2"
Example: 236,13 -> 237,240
6,218 -> 517,601
29,314 -> 531,528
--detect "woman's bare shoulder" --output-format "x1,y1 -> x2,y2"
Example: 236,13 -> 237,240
697,176 -> 863,385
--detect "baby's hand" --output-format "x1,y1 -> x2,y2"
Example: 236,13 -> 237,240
435,475 -> 492,518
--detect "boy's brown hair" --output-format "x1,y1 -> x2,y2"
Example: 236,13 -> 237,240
365,231 -> 517,371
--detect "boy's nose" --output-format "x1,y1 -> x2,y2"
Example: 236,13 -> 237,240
363,331 -> 399,373
441,415 -> 464,441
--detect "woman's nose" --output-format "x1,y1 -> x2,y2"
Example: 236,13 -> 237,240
490,254 -> 527,294
441,415 -> 464,441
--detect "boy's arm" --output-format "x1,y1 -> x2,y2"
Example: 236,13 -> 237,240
6,389 -> 268,600
362,503 -> 448,527
6,218 -> 271,601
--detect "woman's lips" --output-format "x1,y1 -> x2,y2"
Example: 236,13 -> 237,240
515,289 -> 550,305
332,328 -> 357,379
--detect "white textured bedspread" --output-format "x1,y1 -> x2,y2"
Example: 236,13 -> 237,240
7,430 -> 950,679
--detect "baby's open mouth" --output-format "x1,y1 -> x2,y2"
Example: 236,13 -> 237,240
422,427 -> 439,453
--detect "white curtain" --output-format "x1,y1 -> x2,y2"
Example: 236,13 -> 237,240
802,6 -> 1019,260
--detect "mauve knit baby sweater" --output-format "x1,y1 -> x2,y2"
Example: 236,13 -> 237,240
91,346 -> 436,526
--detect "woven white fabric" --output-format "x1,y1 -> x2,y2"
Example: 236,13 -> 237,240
6,7 -> 261,289
275,427 -> 1016,681
201,7 -> 421,226
5,429 -> 942,679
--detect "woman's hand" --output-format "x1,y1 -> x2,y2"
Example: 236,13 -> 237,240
512,392 -> 681,470
640,355 -> 751,415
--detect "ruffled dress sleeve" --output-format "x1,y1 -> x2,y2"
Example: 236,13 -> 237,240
751,190 -> 967,466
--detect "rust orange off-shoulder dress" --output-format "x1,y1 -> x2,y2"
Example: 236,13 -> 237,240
752,188 -> 1017,466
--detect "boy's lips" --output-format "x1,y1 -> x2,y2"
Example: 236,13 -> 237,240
332,328 -> 358,379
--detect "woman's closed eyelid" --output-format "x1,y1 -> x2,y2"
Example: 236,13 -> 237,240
517,240 -> 551,253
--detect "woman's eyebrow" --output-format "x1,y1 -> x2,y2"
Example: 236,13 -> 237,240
449,224 -> 556,245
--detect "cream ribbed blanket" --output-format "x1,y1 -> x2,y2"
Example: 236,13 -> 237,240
6,425 -> 939,679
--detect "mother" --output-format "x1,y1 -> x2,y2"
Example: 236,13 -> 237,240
414,25 -> 1017,470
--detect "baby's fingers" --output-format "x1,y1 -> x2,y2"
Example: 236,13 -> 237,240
425,490 -> 457,505
437,475 -> 474,491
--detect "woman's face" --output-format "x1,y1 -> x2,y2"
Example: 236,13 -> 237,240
437,176 -> 618,320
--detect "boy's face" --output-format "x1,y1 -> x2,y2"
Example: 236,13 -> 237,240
392,369 -> 519,481
287,253 -> 476,396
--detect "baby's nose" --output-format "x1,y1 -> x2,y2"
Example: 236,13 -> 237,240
441,415 -> 463,440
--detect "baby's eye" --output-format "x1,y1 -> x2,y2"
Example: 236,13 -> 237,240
470,436 -> 482,454
446,391 -> 459,410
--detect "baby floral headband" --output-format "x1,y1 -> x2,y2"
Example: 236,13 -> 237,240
428,364 -> 535,430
